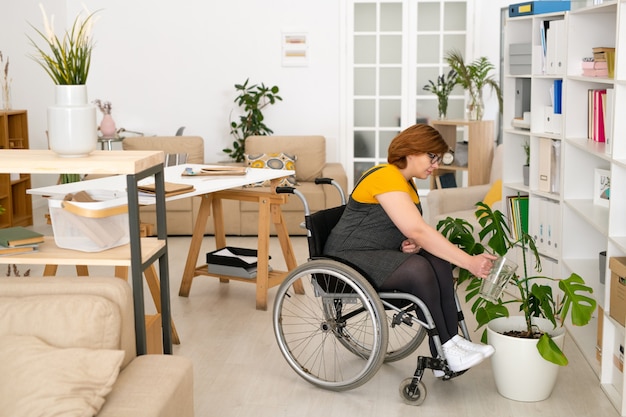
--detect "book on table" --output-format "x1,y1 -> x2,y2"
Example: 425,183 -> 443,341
137,182 -> 195,197
0,227 -> 44,247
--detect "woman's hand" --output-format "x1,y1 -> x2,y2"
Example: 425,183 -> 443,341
401,238 -> 421,254
468,253 -> 498,279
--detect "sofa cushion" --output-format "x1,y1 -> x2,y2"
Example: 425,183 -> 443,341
244,152 -> 298,187
245,135 -> 326,182
122,136 -> 204,164
0,334 -> 124,417
0,294 -> 122,350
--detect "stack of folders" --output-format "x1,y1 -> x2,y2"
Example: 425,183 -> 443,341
206,246 -> 271,279
0,227 -> 44,256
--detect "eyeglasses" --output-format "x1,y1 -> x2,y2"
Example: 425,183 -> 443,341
427,152 -> 442,165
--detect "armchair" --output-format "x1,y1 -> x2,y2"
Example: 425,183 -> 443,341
426,144 -> 503,229
0,276 -> 194,417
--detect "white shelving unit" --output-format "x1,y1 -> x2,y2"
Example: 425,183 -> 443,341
503,2 -> 626,414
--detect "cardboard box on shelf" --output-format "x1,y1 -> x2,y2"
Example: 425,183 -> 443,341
609,257 -> 626,326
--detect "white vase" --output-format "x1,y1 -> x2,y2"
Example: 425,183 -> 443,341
487,316 -> 565,402
47,85 -> 97,157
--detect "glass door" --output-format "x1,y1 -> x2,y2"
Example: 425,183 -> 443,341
347,0 -> 469,190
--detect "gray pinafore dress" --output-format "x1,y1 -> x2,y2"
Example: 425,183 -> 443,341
323,166 -> 423,288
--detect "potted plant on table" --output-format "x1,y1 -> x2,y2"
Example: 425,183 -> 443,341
423,69 -> 458,120
223,79 -> 282,163
28,5 -> 100,158
444,50 -> 502,121
438,202 -> 596,402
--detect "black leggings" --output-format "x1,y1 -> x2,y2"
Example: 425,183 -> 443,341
378,250 -> 458,354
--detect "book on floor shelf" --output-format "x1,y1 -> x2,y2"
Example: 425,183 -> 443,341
0,227 -> 44,248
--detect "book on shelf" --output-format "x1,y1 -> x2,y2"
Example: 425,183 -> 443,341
592,47 -> 615,78
587,88 -> 607,142
507,195 -> 529,241
0,244 -> 38,256
0,227 -> 44,248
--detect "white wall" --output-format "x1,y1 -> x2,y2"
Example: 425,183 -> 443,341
1,0 -> 506,190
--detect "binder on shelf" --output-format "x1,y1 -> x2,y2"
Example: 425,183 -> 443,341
546,19 -> 566,75
553,79 -> 563,114
538,137 -> 553,192
545,199 -> 561,258
509,1 -> 571,17
551,140 -> 561,194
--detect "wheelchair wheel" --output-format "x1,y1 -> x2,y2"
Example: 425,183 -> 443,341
383,305 -> 427,363
273,259 -> 388,391
399,377 -> 427,406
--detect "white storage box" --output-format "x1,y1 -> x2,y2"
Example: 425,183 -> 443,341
48,190 -> 129,252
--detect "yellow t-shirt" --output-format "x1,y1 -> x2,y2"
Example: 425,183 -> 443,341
352,164 -> 420,205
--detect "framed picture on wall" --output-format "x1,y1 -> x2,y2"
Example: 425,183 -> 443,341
593,168 -> 611,207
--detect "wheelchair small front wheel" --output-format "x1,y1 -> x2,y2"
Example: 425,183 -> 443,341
273,259 -> 388,391
399,377 -> 427,406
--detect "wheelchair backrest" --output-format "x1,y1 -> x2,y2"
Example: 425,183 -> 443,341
305,205 -> 346,259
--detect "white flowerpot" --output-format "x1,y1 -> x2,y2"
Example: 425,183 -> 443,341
47,85 -> 97,157
487,316 -> 565,402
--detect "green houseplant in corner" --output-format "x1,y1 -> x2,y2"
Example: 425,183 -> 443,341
224,79 -> 282,163
423,69 -> 458,120
438,202 -> 596,401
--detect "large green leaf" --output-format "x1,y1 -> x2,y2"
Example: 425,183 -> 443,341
559,273 -> 597,326
537,333 -> 568,366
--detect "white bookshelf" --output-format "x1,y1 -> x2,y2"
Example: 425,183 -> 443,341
503,2 -> 626,414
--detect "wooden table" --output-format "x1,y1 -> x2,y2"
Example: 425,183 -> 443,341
178,185 -> 305,310
30,164 -> 303,311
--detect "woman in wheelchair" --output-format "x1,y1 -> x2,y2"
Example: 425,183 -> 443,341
323,123 -> 497,375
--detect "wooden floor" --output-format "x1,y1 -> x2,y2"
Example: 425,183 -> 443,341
27,206 -> 619,417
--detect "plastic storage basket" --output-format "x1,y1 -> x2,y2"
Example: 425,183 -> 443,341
48,190 -> 129,252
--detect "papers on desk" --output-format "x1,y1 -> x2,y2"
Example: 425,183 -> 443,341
182,166 -> 248,176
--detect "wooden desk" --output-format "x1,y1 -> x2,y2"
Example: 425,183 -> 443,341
3,149 -> 172,355
29,164 -> 302,311
178,185 -> 305,310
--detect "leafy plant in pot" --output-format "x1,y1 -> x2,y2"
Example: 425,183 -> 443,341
444,50 -> 502,121
224,79 -> 282,163
438,202 -> 596,401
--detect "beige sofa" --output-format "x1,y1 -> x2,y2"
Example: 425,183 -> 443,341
0,276 -> 194,417
124,135 -> 347,236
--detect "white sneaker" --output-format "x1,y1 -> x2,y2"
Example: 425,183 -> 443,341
452,335 -> 495,358
432,369 -> 445,378
442,340 -> 484,372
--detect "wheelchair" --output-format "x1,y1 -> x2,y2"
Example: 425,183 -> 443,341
272,179 -> 473,405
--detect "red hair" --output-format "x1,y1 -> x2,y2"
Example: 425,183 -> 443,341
387,124 -> 448,169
